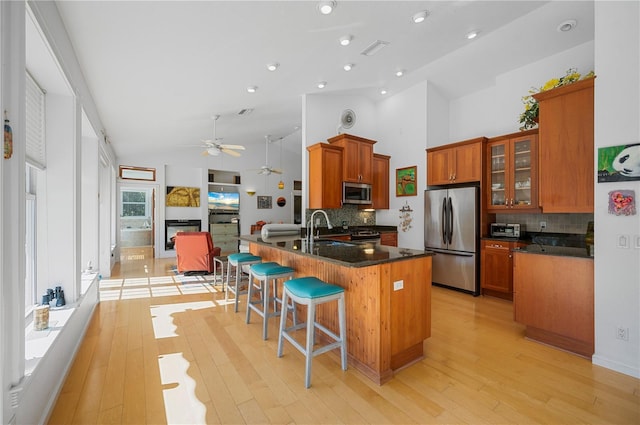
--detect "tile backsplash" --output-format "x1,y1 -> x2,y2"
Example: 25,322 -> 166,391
306,204 -> 376,228
495,213 -> 594,234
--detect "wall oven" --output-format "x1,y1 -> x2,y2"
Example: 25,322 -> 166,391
343,182 -> 372,205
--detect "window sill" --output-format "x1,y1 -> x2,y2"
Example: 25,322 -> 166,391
24,272 -> 99,376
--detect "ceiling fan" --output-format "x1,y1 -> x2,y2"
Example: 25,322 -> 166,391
200,115 -> 245,157
252,135 -> 283,175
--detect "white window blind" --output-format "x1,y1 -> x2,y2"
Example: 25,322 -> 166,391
25,71 -> 46,169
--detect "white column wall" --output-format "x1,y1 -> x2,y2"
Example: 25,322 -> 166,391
592,0 -> 640,378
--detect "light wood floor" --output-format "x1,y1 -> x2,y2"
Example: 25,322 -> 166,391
48,257 -> 639,424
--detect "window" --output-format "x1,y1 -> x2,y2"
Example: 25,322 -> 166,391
121,189 -> 149,217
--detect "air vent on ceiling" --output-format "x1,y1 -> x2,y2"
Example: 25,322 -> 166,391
360,40 -> 390,56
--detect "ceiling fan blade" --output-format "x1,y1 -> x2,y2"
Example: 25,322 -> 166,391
221,148 -> 241,157
270,168 -> 283,174
219,144 -> 245,150
201,150 -> 210,156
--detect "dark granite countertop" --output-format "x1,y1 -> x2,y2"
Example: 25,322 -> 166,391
484,232 -> 593,259
240,234 -> 432,268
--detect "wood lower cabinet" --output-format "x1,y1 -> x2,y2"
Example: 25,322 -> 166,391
534,77 -> 594,212
328,133 -> 376,184
513,252 -> 594,358
427,137 -> 485,185
481,239 -> 525,300
379,232 -> 397,247
307,142 -> 343,209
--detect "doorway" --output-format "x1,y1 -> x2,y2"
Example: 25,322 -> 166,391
119,185 -> 156,262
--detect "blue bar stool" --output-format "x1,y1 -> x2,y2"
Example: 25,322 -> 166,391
225,252 -> 262,312
277,276 -> 347,388
246,262 -> 295,340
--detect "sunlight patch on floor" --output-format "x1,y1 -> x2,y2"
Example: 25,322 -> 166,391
151,300 -> 216,339
159,352 -> 207,424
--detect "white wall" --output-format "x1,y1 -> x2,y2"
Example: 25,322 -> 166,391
450,41 -> 595,141
592,1 -> 640,378
375,82 -> 429,250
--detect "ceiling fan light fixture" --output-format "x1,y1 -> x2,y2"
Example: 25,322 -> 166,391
266,62 -> 279,71
247,86 -> 258,93
412,10 -> 429,24
317,1 -> 336,15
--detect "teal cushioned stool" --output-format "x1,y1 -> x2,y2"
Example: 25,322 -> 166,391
225,253 -> 262,312
246,262 -> 295,340
277,276 -> 347,388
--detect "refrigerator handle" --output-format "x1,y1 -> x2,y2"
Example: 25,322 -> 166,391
447,196 -> 453,244
441,197 -> 447,244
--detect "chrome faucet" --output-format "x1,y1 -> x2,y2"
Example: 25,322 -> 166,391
308,209 -> 333,242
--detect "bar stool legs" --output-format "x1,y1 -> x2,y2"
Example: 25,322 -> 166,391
277,277 -> 347,388
246,262 -> 295,340
225,253 -> 261,312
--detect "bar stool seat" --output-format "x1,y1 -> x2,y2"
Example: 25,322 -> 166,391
246,262 -> 295,340
277,276 -> 347,388
225,253 -> 262,312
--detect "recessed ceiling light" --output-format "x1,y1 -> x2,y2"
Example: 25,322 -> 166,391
557,19 -> 577,32
412,10 -> 429,24
466,30 -> 480,40
343,63 -> 353,71
317,1 -> 336,15
247,86 -> 258,93
396,70 -> 404,77
339,35 -> 352,46
317,81 -> 327,89
266,63 -> 279,71
380,89 -> 387,95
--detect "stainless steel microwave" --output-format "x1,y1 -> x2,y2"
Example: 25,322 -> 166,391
343,182 -> 372,205
490,223 -> 523,238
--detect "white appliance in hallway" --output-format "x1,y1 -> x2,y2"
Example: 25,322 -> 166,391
424,186 -> 480,295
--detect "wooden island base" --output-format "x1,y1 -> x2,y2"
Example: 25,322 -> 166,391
250,242 -> 432,385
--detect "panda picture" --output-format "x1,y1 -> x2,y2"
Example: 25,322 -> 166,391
598,143 -> 640,182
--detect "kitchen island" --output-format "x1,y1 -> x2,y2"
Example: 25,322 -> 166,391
240,234 -> 434,384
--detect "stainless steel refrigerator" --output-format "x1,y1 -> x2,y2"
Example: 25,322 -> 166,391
424,186 -> 479,295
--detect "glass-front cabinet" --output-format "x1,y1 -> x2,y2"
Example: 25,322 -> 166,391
487,133 -> 538,211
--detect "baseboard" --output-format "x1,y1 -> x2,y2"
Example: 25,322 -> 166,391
592,354 -> 640,379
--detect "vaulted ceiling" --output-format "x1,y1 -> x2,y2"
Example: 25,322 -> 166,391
30,1 -> 594,159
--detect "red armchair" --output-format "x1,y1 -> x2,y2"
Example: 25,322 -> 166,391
174,232 -> 222,274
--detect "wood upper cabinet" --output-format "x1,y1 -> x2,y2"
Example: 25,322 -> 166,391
371,153 -> 390,209
427,137 -> 485,185
481,239 -> 525,299
534,77 -> 594,213
513,252 -> 594,358
307,142 -> 343,209
486,131 -> 539,211
328,133 -> 376,183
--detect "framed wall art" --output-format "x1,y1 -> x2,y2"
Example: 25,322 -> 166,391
598,143 -> 640,183
396,166 -> 417,196
257,195 -> 272,209
166,186 -> 200,207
